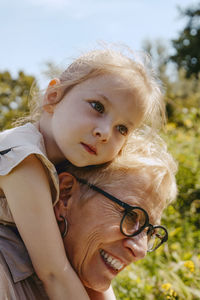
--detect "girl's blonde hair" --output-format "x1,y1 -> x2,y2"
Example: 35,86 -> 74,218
22,45 -> 166,130
57,127 -> 177,207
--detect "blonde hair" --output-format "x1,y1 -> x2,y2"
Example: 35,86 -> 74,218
57,127 -> 177,207
22,45 -> 165,130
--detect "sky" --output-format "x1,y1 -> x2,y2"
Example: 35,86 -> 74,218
0,0 -> 198,85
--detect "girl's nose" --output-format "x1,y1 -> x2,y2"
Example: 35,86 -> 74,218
123,234 -> 148,261
93,124 -> 112,143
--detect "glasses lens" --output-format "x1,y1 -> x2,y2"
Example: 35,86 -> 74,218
121,208 -> 147,236
147,226 -> 167,251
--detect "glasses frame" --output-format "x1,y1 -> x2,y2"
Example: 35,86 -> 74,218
76,177 -> 168,252
146,224 -> 168,252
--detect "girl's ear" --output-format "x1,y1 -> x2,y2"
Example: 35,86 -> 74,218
43,78 -> 63,113
54,172 -> 77,221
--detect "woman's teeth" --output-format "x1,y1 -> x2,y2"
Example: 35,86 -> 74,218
99,249 -> 124,271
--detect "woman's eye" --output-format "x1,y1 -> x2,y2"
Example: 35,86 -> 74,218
116,125 -> 128,136
90,101 -> 104,114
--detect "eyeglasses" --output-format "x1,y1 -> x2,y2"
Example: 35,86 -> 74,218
76,177 -> 168,252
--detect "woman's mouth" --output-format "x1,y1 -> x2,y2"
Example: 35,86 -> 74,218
99,249 -> 124,273
81,143 -> 97,155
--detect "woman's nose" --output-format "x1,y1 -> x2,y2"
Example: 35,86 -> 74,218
93,124 -> 112,143
123,234 -> 148,261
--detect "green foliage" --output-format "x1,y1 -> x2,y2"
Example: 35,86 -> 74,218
0,71 -> 35,130
171,3 -> 200,78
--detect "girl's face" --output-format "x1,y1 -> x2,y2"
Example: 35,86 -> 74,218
48,74 -> 142,166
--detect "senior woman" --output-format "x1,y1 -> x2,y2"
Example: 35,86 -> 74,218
0,133 -> 177,300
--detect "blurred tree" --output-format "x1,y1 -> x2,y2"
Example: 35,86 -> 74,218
171,3 -> 200,78
142,39 -> 170,85
142,39 -> 200,121
142,39 -> 177,120
41,61 -> 63,80
0,71 -> 35,130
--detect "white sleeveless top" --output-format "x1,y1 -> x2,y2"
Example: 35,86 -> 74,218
0,123 -> 59,225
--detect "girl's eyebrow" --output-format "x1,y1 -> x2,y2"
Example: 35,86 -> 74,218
97,93 -> 110,103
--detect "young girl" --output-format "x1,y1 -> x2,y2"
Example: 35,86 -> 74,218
0,46 -> 165,299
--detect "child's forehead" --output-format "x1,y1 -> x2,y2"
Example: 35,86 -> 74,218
77,72 -> 143,94
80,73 -> 143,103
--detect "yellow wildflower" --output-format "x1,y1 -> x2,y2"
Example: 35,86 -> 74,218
170,243 -> 179,251
169,288 -> 175,296
166,123 -> 176,131
184,119 -> 193,128
162,283 -> 171,291
184,260 -> 195,272
136,277 -> 141,284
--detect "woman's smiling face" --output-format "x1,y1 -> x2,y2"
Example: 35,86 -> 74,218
62,172 -> 166,292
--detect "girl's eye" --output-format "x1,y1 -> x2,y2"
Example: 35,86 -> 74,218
116,125 -> 128,136
90,101 -> 104,114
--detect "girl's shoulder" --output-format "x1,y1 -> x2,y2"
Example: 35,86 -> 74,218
0,123 -> 46,175
0,123 -> 59,204
0,123 -> 43,151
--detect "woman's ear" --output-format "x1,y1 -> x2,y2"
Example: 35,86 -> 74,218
43,78 -> 63,113
54,172 -> 77,221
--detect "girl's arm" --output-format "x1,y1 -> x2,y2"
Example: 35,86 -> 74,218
0,155 -> 89,300
86,286 -> 117,300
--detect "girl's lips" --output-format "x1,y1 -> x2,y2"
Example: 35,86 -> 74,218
81,143 -> 97,155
